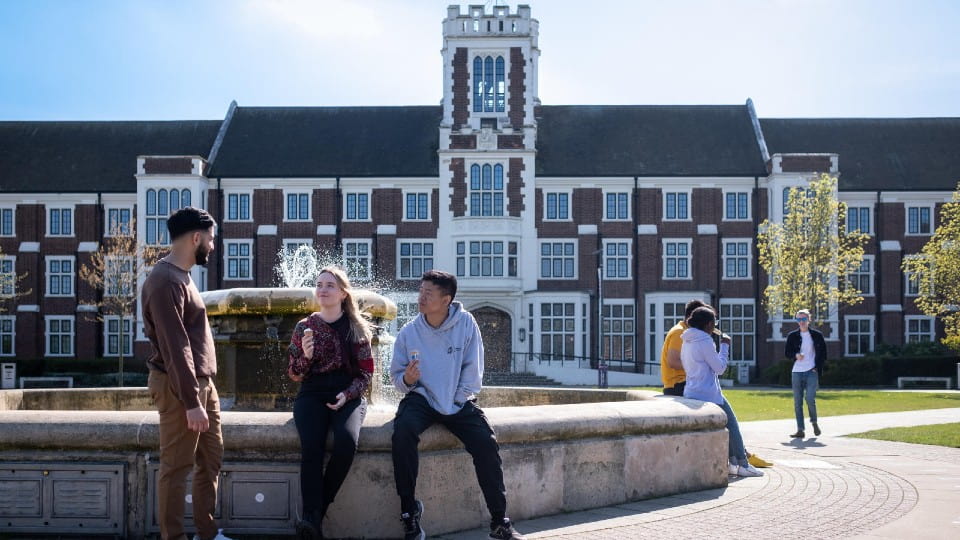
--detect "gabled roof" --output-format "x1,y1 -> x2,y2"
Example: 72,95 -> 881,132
0,121 -> 220,193
536,105 -> 769,177
760,118 -> 960,191
206,106 -> 443,178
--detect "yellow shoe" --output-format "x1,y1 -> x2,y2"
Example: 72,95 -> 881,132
748,454 -> 773,468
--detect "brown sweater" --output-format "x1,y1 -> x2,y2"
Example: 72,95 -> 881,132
141,259 -> 216,410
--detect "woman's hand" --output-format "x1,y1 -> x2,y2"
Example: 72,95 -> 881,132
327,392 -> 347,410
302,328 -> 314,359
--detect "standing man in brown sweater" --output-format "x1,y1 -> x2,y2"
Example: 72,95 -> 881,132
142,207 -> 231,540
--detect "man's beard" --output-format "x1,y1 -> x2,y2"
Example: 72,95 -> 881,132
195,244 -> 211,266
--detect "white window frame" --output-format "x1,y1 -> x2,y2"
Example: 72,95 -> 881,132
602,191 -> 631,222
662,239 -> 692,280
455,239 -> 518,278
45,315 -> 75,357
718,299 -> 756,365
343,239 -> 373,281
722,190 -> 750,221
224,190 -> 253,222
283,190 -> 312,222
905,204 -> 934,236
46,206 -> 75,237
538,239 -> 578,280
844,316 -> 874,357
845,205 -> 872,235
343,190 -> 372,222
103,315 -> 134,357
601,298 -> 636,365
848,255 -> 874,297
45,255 -> 75,297
537,300 -> 580,360
602,239 -> 632,280
282,238 -> 313,256
224,239 -> 254,281
0,206 -> 15,236
104,206 -> 133,236
543,190 -> 573,222
467,162 -> 507,217
396,239 -> 436,280
904,315 -> 936,344
0,255 -> 15,298
0,315 -> 14,356
721,238 -> 752,280
663,190 -> 692,222
402,190 -> 432,222
104,256 -> 134,297
903,254 -> 928,297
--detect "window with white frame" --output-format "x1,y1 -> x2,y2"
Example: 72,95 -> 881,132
105,207 -> 132,235
1,207 -> 15,236
343,240 -> 372,280
540,302 -> 576,360
47,207 -> 73,236
603,241 -> 631,279
145,188 -> 191,245
664,192 -> 689,220
663,240 -> 691,279
285,192 -> 310,221
602,302 -> 634,365
540,241 -> 576,279
225,240 -> 253,280
104,316 -> 134,357
345,192 -> 370,221
104,256 -> 133,297
456,240 -> 517,277
903,255 -> 929,297
0,256 -> 14,297
846,206 -> 871,234
283,239 -> 313,256
845,316 -> 874,356
46,256 -> 74,297
0,315 -> 14,356
722,239 -> 751,279
469,164 -> 505,217
604,192 -> 629,220
719,301 -> 755,363
906,206 -> 932,235
398,241 -> 434,279
545,192 -> 570,220
472,54 -> 506,113
905,316 -> 935,343
46,316 -> 74,357
724,192 -> 749,220
848,256 -> 874,296
405,193 -> 430,221
226,193 -> 251,221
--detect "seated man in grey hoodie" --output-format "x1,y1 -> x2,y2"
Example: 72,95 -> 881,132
390,270 -> 524,540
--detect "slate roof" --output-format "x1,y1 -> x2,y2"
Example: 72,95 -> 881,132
0,120 -> 220,193
760,118 -> 960,191
536,105 -> 769,177
206,106 -> 443,178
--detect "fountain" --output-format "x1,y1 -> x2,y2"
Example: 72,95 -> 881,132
0,246 -> 731,538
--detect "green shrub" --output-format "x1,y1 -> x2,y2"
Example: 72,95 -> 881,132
821,356 -> 882,386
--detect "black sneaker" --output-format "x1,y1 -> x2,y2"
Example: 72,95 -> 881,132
790,430 -> 805,439
490,518 -> 525,540
295,510 -> 323,540
400,500 -> 425,540
813,422 -> 821,436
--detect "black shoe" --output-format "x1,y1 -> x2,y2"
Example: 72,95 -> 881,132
295,511 -> 323,540
790,430 -> 805,439
813,423 -> 821,436
401,500 -> 425,540
490,518 -> 525,540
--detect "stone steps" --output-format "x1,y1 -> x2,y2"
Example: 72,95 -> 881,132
483,372 -> 562,387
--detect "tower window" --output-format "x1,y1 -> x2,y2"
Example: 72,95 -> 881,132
469,164 -> 505,217
473,55 -> 506,113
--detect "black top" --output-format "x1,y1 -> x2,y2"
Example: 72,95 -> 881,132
784,328 -> 828,375
328,314 -> 356,370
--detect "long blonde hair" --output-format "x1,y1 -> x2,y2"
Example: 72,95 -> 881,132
317,265 -> 372,345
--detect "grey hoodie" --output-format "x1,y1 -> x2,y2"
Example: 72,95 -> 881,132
391,301 -> 484,415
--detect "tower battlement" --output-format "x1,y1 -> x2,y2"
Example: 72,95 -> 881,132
444,4 -> 538,41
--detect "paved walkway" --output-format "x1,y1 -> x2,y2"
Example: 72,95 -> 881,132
437,408 -> 960,540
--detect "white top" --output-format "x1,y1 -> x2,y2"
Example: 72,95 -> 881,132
680,327 -> 729,405
792,331 -> 816,372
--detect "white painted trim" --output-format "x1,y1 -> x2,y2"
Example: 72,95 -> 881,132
18,242 -> 39,253
602,190 -> 632,222
281,238 -> 313,255
44,315 -> 76,357
880,191 -> 953,204
282,189 -> 312,222
697,224 -> 718,235
316,225 -> 337,236
601,238 -> 632,280
377,225 -> 398,235
717,298 -> 758,365
401,189 -> 434,222
0,255 -> 15,298
577,224 -> 598,235
102,315 -> 135,358
721,238 -> 753,280
396,239 -> 437,280
0,314 -> 14,356
223,190 -> 254,222
904,315 -> 936,344
257,225 -> 278,236
662,238 -> 693,280
45,255 -> 76,298
881,304 -> 903,312
721,189 -> 752,221
343,190 -> 373,222
542,189 -> 573,222
0,206 -> 16,237
76,304 -> 99,313
0,193 -> 96,205
662,190 -> 693,222
637,224 -> 657,235
45,205 -> 76,238
342,239 -> 374,281
904,204 -> 935,236
103,206 -> 134,237
537,238 -> 579,280
851,254 -> 876,297
880,240 -> 901,251
77,242 -> 99,253
223,239 -> 255,281
843,315 -> 875,357
16,304 -> 39,312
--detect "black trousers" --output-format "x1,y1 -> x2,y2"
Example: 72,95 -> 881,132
293,372 -> 367,517
663,381 -> 686,396
391,392 -> 507,521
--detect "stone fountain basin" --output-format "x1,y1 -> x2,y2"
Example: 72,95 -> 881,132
0,388 -> 728,538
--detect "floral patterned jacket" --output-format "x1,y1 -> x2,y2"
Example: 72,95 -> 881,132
287,313 -> 374,401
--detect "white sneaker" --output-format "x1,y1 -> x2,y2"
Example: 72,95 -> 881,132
729,463 -> 739,475
737,464 -> 764,477
193,530 -> 234,540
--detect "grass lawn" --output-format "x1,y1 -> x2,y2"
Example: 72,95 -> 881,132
634,388 -> 960,422
846,422 -> 960,448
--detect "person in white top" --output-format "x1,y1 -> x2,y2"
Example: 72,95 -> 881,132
784,309 -> 828,439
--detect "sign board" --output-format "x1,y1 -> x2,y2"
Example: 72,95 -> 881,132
1,363 -> 14,390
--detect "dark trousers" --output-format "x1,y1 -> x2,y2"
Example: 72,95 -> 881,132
392,392 -> 507,521
293,373 -> 367,518
663,381 -> 685,396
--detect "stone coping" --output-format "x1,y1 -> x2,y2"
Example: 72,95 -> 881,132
0,398 -> 724,453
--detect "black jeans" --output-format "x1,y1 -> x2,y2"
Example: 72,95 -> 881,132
293,372 -> 367,518
663,381 -> 685,396
392,392 -> 507,521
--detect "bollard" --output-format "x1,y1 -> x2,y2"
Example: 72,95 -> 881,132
598,361 -> 608,389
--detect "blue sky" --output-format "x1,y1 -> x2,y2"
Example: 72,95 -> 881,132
1,0 -> 958,121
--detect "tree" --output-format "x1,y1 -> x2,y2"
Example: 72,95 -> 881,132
0,244 -> 30,314
757,173 -> 869,326
902,182 -> 960,352
79,218 -> 153,386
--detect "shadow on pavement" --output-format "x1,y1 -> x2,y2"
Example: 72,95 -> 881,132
781,437 -> 827,449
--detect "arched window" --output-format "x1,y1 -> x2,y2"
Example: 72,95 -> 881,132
493,164 -> 504,215
472,55 -> 506,113
157,189 -> 168,216
495,57 -> 505,111
146,189 -> 156,216
483,56 -> 494,112
170,189 -> 180,212
181,189 -> 191,208
469,163 -> 505,217
473,57 -> 483,113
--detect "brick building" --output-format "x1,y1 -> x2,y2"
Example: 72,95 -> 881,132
1,4 -> 958,385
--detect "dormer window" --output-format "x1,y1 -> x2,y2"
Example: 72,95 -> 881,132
473,55 -> 506,113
